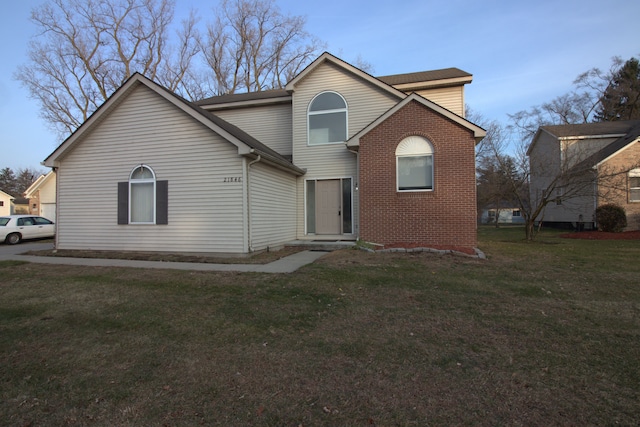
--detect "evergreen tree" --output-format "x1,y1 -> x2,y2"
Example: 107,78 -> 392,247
595,57 -> 640,121
0,167 -> 18,196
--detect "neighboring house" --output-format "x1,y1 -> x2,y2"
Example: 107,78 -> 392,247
0,189 -> 14,216
43,52 -> 485,254
24,171 -> 57,222
480,207 -> 525,225
528,120 -> 640,230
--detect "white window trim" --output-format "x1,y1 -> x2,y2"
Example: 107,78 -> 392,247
129,164 -> 156,224
307,91 -> 348,146
630,168 -> 640,202
396,136 -> 434,192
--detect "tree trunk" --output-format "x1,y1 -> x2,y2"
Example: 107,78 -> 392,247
525,219 -> 536,241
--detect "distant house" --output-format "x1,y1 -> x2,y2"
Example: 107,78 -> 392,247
528,121 -> 640,230
43,52 -> 485,254
480,207 -> 525,225
24,171 -> 57,222
0,189 -> 14,216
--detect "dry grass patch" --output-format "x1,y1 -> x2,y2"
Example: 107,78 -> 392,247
1,226 -> 639,425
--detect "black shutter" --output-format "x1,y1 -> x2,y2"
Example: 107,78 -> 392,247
117,182 -> 128,224
156,180 -> 168,225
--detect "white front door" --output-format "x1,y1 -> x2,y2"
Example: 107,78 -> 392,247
316,179 -> 341,234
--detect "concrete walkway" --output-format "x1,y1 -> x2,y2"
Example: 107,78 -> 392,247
0,244 -> 330,273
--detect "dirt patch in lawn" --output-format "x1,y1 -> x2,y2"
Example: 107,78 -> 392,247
559,230 -> 640,240
25,246 -> 305,264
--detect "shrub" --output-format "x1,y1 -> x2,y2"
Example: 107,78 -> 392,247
596,204 -> 627,232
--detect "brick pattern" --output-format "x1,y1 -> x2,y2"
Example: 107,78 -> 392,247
598,142 -> 640,230
359,101 -> 477,249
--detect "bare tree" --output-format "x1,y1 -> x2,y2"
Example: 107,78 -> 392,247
16,0 -> 201,138
507,57 -> 632,143
201,0 -> 325,94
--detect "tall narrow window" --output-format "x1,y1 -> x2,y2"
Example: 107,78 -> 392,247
130,165 -> 155,223
630,169 -> 640,202
308,92 -> 347,145
396,136 -> 434,191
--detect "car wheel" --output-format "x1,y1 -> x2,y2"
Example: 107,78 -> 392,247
6,233 -> 21,245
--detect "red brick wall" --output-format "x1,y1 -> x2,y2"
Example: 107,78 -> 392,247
359,101 -> 478,249
599,142 -> 640,230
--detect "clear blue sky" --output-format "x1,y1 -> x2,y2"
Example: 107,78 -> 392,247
1,0 -> 639,172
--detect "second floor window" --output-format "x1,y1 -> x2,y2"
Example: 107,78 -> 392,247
308,91 -> 347,145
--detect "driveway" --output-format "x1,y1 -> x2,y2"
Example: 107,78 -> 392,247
0,240 -> 55,258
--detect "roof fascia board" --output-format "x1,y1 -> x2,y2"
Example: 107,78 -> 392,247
285,52 -> 405,99
595,137 -> 640,168
347,93 -> 486,148
245,149 -> 306,176
0,190 -> 14,199
199,95 -> 292,111
24,171 -> 55,197
392,76 -> 473,91
557,133 -> 626,141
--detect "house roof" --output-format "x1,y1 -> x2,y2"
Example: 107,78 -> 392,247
0,189 -> 14,200
43,74 -> 305,176
24,171 -> 55,198
527,120 -> 640,156
194,52 -> 472,111
540,121 -> 640,138
377,68 -> 473,90
573,121 -> 640,170
285,52 -> 406,99
194,89 -> 291,109
346,92 -> 486,149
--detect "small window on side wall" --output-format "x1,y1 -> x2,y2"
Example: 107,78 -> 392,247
396,136 -> 434,192
308,91 -> 347,145
118,165 -> 168,225
629,169 -> 640,202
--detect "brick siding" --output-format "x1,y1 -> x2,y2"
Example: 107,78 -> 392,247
599,142 -> 640,230
359,101 -> 478,249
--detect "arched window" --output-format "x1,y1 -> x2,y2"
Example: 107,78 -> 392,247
129,165 -> 156,223
308,91 -> 347,145
396,136 -> 434,191
630,168 -> 640,202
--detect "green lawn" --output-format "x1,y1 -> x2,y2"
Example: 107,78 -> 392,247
1,226 -> 639,426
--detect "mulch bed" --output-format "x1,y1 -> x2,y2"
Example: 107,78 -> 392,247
559,230 -> 640,240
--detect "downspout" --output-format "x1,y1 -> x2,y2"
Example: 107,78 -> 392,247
346,145 -> 359,238
246,152 -> 262,252
593,164 -> 599,229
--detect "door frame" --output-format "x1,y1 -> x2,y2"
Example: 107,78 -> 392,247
305,177 -> 354,236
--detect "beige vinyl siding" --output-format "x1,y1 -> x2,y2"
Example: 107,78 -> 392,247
56,84 -> 247,253
292,62 -> 400,237
415,86 -> 465,116
248,162 -> 297,251
215,104 -> 292,156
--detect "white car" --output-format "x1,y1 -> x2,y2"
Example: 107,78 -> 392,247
0,215 -> 56,244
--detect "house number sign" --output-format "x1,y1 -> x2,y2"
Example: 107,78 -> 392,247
223,177 -> 243,183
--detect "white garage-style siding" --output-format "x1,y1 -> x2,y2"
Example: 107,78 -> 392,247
248,162 -> 297,251
215,104 -> 293,156
56,83 -> 247,254
291,61 -> 400,238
